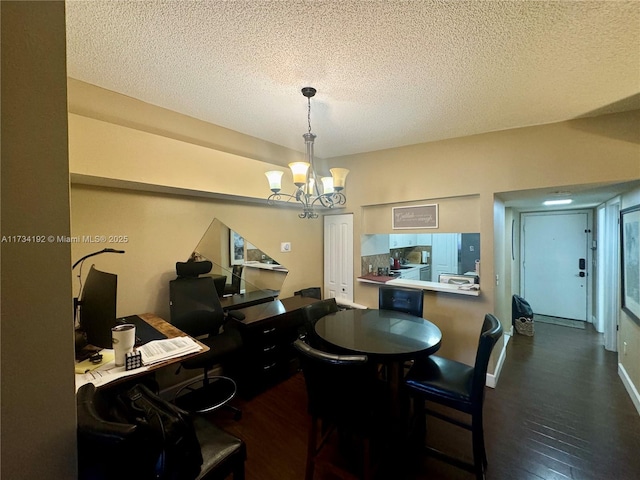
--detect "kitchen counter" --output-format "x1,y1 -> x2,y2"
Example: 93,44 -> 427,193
357,274 -> 480,296
243,261 -> 288,272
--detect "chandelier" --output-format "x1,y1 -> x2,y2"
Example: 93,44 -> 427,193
265,87 -> 349,219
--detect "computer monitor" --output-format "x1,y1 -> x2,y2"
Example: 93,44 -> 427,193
79,264 -> 117,348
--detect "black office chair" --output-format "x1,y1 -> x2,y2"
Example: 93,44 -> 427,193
169,261 -> 245,419
77,383 -> 246,480
223,265 -> 243,296
378,286 -> 424,318
298,298 -> 339,347
403,314 -> 503,479
293,338 -> 389,480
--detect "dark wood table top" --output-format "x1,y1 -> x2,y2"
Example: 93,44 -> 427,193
219,289 -> 280,310
314,308 -> 442,361
232,295 -> 319,327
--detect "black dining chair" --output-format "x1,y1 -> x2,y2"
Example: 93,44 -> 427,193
223,265 -> 243,296
403,313 -> 503,479
293,338 -> 389,480
378,286 -> 424,318
298,298 -> 339,347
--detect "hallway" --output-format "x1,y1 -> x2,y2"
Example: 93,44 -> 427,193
480,322 -> 640,479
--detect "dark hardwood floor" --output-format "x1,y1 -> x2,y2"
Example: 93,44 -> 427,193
206,322 -> 640,479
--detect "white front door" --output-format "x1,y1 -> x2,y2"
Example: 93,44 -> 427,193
324,213 -> 353,302
521,211 -> 591,321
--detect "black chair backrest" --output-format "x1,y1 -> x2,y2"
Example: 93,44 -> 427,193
294,287 -> 322,299
378,286 -> 424,317
300,298 -> 339,329
170,275 -> 226,338
293,339 -> 376,425
176,260 -> 212,277
470,314 -> 503,402
212,275 -> 227,297
77,384 -> 157,479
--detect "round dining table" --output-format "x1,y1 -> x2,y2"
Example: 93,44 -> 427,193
314,308 -> 442,420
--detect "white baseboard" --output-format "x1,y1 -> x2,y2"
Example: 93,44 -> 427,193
618,363 -> 640,416
486,333 -> 509,389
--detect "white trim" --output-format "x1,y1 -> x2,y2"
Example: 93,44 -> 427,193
618,363 -> 640,416
486,334 -> 509,389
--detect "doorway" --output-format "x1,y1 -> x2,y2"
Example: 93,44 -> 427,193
520,210 -> 593,322
323,213 -> 354,302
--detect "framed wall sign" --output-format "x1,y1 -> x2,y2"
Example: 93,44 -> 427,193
621,204 -> 640,324
392,204 -> 438,229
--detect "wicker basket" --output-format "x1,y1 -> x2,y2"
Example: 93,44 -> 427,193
514,316 -> 534,336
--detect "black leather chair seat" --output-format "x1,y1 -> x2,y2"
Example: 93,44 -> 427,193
405,356 -> 474,412
181,327 -> 243,370
193,416 -> 246,480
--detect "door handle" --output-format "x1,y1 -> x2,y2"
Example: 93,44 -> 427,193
579,258 -> 586,270
578,272 -> 586,277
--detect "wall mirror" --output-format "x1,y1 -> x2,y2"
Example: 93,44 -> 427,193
360,233 -> 480,282
191,218 -> 288,297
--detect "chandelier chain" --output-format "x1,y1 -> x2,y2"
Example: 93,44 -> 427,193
307,96 -> 312,135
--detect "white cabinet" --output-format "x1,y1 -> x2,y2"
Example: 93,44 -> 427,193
417,234 -> 432,246
401,268 -> 421,280
431,233 -> 460,281
361,234 -> 389,256
389,234 -> 417,249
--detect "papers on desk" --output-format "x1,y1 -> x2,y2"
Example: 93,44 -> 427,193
75,363 -> 150,391
74,337 -> 202,391
137,336 -> 202,366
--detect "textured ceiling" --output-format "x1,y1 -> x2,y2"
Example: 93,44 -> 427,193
65,0 -> 639,161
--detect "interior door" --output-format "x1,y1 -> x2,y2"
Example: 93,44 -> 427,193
324,213 -> 353,302
521,211 -> 590,321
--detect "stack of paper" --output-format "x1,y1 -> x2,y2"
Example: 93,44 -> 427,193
137,336 -> 203,365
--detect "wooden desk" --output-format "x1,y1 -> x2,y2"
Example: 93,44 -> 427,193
229,296 -> 319,397
75,313 -> 208,391
136,313 -> 209,369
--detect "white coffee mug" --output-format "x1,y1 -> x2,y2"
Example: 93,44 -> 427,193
112,324 -> 136,366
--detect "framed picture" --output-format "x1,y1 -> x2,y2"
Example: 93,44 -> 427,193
621,204 -> 640,324
392,204 -> 438,229
230,230 -> 245,266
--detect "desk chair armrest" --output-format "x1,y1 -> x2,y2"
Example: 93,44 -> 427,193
76,384 -> 137,443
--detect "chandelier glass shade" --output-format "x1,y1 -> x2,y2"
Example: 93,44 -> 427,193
265,87 -> 349,219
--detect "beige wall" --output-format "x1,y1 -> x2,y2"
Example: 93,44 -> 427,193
335,111 -> 639,367
620,186 -> 640,404
1,2 -> 77,479
70,185 -> 323,320
68,81 -> 639,375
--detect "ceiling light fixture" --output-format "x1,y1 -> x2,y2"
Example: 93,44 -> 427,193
265,87 -> 349,219
543,199 -> 573,206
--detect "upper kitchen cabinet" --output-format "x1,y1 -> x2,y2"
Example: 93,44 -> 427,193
362,234 -> 389,256
389,233 -> 417,248
417,234 -> 432,246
